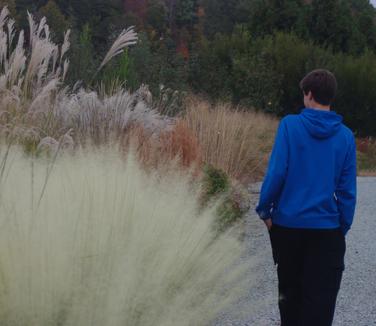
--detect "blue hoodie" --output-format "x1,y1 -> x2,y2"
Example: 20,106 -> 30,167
255,108 -> 357,236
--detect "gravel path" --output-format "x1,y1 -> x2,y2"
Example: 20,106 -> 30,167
212,177 -> 376,326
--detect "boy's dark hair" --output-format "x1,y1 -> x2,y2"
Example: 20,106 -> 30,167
299,69 -> 338,106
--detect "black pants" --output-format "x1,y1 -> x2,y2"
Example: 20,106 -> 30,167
269,224 -> 346,326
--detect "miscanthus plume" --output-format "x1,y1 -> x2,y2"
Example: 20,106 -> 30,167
0,6 -> 168,146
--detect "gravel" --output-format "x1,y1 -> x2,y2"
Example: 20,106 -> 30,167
212,177 -> 376,326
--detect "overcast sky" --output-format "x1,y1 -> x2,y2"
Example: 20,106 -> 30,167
372,0 -> 376,7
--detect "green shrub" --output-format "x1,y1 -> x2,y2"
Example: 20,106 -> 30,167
190,29 -> 376,136
201,164 -> 245,234
332,50 -> 376,137
202,164 -> 230,199
215,197 -> 243,234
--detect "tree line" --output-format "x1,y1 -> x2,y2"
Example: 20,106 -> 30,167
2,0 -> 376,135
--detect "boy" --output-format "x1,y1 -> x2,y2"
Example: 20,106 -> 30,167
255,69 -> 357,326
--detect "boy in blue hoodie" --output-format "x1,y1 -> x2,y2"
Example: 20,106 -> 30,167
256,69 -> 357,326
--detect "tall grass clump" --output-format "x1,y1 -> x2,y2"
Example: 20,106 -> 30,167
0,145 -> 252,326
0,6 -> 70,139
55,86 -> 174,146
0,7 -> 170,150
184,97 -> 278,183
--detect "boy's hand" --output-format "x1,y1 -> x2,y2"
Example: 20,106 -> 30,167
263,218 -> 273,231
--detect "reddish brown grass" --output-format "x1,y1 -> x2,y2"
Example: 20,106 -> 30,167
119,120 -> 203,177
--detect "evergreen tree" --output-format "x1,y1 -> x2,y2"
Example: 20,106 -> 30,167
0,0 -> 17,15
201,0 -> 238,38
175,0 -> 198,28
310,0 -> 340,46
146,0 -> 168,32
68,23 -> 96,84
39,0 -> 69,41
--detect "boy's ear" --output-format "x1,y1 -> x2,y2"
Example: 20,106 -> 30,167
307,91 -> 313,101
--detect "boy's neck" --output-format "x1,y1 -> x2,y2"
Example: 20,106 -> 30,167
306,103 -> 331,111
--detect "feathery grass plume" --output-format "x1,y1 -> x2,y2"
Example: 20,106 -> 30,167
0,6 -> 8,34
60,30 -> 71,65
7,17 -> 15,46
0,145 -> 254,325
0,8 -> 184,173
24,12 -> 59,96
0,7 -> 9,69
54,88 -> 173,145
0,8 -> 68,137
184,96 -> 278,183
7,30 -> 26,86
97,26 -> 138,74
0,9 -> 164,150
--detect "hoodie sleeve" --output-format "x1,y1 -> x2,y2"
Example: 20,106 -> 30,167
335,135 -> 357,236
256,118 -> 289,220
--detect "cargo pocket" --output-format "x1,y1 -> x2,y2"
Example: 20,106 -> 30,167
268,226 -> 278,266
327,231 -> 346,291
328,260 -> 345,292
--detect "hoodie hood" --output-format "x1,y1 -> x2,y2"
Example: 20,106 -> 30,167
299,108 -> 343,139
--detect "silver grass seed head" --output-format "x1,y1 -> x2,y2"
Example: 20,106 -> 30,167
97,26 -> 138,73
0,6 -> 9,31
37,136 -> 59,153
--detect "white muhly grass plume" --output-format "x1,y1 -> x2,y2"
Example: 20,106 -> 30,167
97,26 -> 138,73
0,146 -> 253,326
